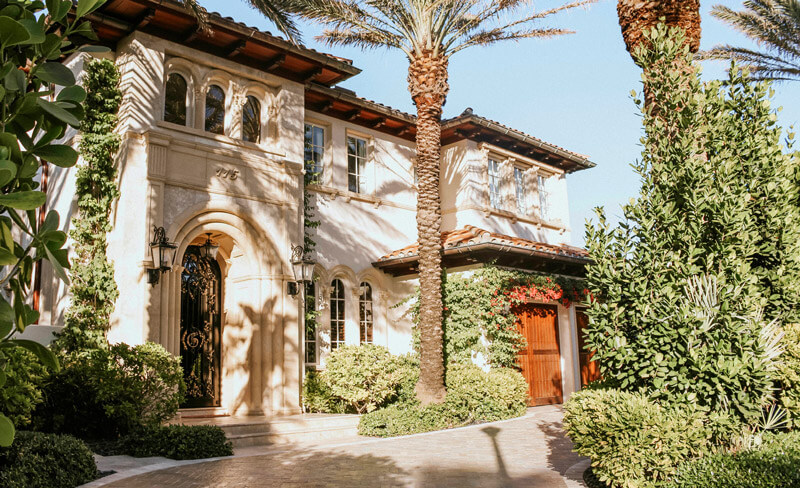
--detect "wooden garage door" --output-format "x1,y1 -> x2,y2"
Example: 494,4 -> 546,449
577,309 -> 601,387
514,304 -> 563,406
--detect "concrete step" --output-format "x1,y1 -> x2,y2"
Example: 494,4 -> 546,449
177,407 -> 229,419
180,413 -> 361,448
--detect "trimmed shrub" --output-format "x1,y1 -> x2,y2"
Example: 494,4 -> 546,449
359,365 -> 527,437
120,425 -> 233,460
0,348 -> 45,428
0,431 -> 97,488
777,323 -> 800,425
322,345 -> 416,413
562,389 -> 710,488
665,431 -> 800,488
445,363 -> 528,422
34,342 -> 184,439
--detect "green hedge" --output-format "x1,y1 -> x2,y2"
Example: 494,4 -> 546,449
0,431 -> 97,488
359,364 -> 528,437
34,342 -> 184,439
563,389 -> 710,488
120,425 -> 233,460
0,348 -> 45,429
777,324 -> 800,425
665,431 -> 800,488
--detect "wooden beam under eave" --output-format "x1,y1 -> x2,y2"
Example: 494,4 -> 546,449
264,53 -> 286,71
454,128 -> 471,138
182,25 -> 202,43
396,126 -> 411,137
224,39 -> 246,57
344,109 -> 361,121
315,100 -> 333,113
370,117 -> 387,129
302,67 -> 323,83
135,8 -> 156,29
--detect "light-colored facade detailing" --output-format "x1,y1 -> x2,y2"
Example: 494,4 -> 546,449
34,0 -> 595,415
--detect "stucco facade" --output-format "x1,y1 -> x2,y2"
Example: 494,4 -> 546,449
34,0 -> 595,416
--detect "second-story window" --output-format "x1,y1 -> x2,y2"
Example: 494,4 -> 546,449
347,136 -> 368,194
359,282 -> 373,344
330,279 -> 345,349
514,167 -> 526,215
304,124 -> 324,182
164,73 -> 187,125
205,85 -> 225,135
538,175 -> 550,220
488,158 -> 502,209
242,95 -> 261,143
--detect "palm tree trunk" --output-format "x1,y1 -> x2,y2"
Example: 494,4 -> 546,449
617,0 -> 701,59
408,50 -> 449,405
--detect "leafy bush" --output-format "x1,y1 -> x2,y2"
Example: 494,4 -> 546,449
665,431 -> 800,488
777,323 -> 800,424
563,389 -> 710,488
302,369 -> 351,413
120,425 -> 233,460
34,342 -> 184,438
0,431 -> 97,488
0,348 -> 44,428
445,363 -> 528,422
321,345 -> 416,413
359,364 -> 527,437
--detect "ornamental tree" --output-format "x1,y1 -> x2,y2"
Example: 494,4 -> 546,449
584,26 -> 800,421
0,0 -> 110,445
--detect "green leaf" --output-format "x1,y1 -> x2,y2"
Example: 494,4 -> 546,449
0,247 -> 16,266
75,0 -> 105,19
0,414 -> 14,447
57,85 -> 86,103
0,16 -> 31,48
9,339 -> 59,370
78,45 -> 110,53
0,191 -> 45,210
3,67 -> 25,92
18,18 -> 45,44
44,244 -> 69,284
35,62 -> 75,86
36,97 -> 80,127
33,144 -> 77,167
0,159 -> 17,187
46,0 -> 71,21
0,370 -> 5,389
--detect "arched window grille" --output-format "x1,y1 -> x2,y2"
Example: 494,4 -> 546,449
242,95 -> 261,143
205,85 -> 225,134
164,73 -> 187,125
359,282 -> 373,344
330,279 -> 345,349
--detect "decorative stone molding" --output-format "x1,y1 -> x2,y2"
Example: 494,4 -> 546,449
147,143 -> 168,179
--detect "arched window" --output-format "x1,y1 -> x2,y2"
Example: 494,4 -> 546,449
359,282 -> 373,344
242,95 -> 261,143
205,85 -> 225,134
164,73 -> 187,125
330,279 -> 345,349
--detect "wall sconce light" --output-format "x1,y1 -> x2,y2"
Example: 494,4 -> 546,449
148,226 -> 178,285
199,233 -> 220,261
288,244 -> 315,296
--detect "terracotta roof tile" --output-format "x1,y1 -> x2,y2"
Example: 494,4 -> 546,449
378,225 -> 589,261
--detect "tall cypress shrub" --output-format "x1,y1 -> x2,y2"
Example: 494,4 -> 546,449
57,58 -> 122,351
584,26 -> 800,421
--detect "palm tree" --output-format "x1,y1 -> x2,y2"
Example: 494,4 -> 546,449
182,0 -> 303,41
617,0 -> 701,61
704,0 -> 800,82
294,0 -> 593,404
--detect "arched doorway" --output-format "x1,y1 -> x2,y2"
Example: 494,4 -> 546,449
180,245 -> 222,408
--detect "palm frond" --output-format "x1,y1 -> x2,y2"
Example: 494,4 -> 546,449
705,0 -> 800,82
247,0 -> 303,42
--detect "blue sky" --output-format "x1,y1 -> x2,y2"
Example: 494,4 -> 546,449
203,0 -> 800,246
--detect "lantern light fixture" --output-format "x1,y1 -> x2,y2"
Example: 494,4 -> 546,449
148,226 -> 178,285
288,244 -> 315,296
199,233 -> 220,261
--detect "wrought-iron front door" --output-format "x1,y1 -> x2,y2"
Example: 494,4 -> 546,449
180,246 -> 222,408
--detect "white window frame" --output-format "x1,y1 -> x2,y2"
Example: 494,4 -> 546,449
359,282 -> 374,344
538,174 -> 550,220
514,166 -> 527,215
304,281 -> 319,366
330,279 -> 346,349
488,158 -> 502,209
347,135 -> 369,194
304,123 -> 325,183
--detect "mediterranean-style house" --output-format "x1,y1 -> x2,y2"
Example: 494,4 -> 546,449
32,0 -> 597,416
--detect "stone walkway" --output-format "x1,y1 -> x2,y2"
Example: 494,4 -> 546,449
84,405 -> 588,488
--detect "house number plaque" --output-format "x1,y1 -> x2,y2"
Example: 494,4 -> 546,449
215,168 -> 240,180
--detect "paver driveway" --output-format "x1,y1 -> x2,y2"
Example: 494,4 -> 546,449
96,405 -> 586,488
